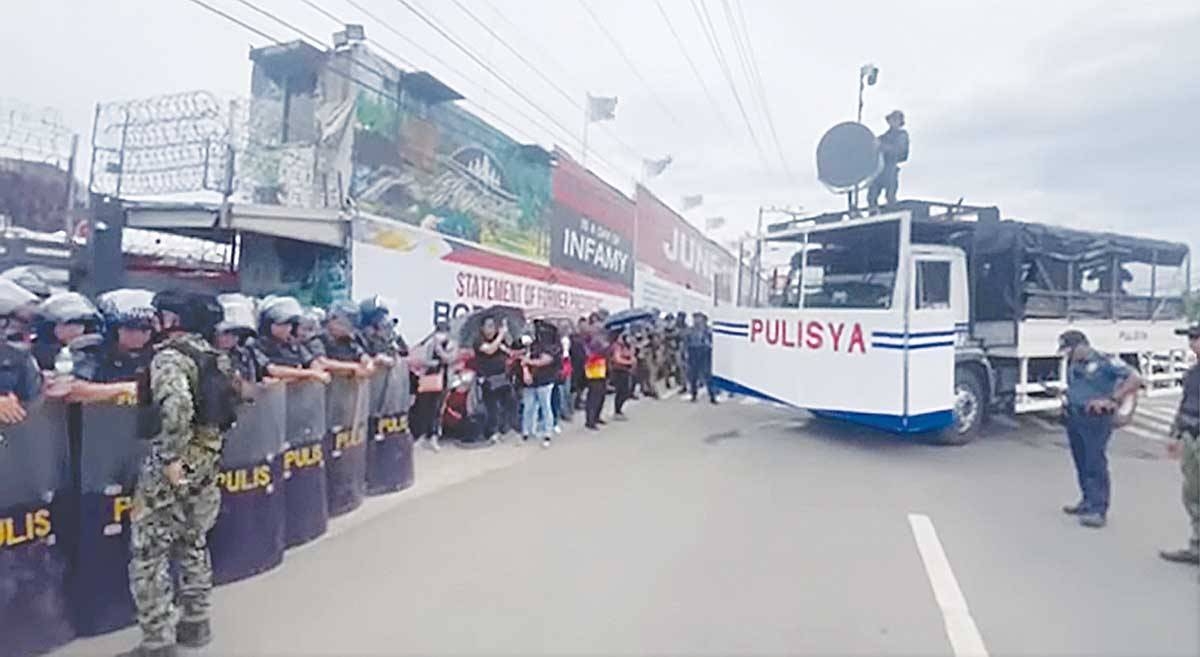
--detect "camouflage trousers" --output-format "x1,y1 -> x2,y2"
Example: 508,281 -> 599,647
129,450 -> 221,649
1182,432 -> 1199,550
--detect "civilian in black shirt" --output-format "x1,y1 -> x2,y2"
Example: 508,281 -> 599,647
473,315 -> 512,441
520,320 -> 560,447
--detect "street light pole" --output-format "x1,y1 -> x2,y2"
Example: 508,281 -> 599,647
853,64 -> 879,213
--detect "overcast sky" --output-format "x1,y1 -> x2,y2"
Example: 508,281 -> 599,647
2,0 -> 1197,284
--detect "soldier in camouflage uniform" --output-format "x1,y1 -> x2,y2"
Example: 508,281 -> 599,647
1160,323 -> 1200,566
120,291 -> 232,657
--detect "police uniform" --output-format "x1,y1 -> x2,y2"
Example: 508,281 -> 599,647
0,341 -> 42,401
229,343 -> 268,383
256,334 -> 314,368
1162,326 -> 1200,563
1064,349 -> 1133,522
321,333 -> 367,363
74,341 -> 153,383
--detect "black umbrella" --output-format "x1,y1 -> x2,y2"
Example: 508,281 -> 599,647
603,307 -> 657,330
450,305 -> 526,345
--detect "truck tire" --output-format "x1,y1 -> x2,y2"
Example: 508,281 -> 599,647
937,366 -> 986,445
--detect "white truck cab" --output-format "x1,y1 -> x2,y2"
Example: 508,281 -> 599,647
715,200 -> 1193,443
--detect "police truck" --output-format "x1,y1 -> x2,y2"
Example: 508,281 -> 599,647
714,200 -> 1193,443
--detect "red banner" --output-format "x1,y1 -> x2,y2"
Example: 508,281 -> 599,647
634,185 -> 735,300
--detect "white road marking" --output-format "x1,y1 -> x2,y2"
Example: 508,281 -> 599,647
1137,405 -> 1178,425
1119,424 -> 1170,444
908,514 -> 990,657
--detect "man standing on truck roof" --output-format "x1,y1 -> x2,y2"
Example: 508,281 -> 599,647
1058,330 -> 1143,529
867,110 -> 909,214
1160,323 -> 1199,565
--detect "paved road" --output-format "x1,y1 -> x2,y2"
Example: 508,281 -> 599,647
62,393 -> 1199,656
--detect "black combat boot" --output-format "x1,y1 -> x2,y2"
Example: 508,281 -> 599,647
176,619 -> 213,648
115,644 -> 177,657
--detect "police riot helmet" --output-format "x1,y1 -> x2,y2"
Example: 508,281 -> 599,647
216,293 -> 257,336
258,296 -> 304,328
97,288 -> 157,330
39,291 -> 101,326
152,289 -> 224,338
0,279 -> 38,317
326,300 -> 359,326
298,306 -> 325,331
0,266 -> 53,299
357,295 -> 391,329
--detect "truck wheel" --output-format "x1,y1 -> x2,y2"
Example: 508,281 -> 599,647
937,367 -> 985,445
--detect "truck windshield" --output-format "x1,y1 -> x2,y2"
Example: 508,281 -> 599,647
775,220 -> 900,310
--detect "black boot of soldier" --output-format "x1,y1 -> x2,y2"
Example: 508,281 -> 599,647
176,619 -> 213,648
115,644 -> 178,657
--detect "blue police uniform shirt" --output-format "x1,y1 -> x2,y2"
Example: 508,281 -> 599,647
685,326 -> 713,352
74,342 -> 152,383
1065,351 -> 1132,411
0,342 -> 43,402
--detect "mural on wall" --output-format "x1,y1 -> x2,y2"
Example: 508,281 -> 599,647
344,50 -> 552,263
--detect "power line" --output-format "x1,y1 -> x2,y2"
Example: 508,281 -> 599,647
720,0 -> 793,181
442,0 -> 646,164
230,0 -> 327,46
688,0 -> 774,177
305,0 -> 618,168
181,0 -> 569,171
652,0 -> 732,132
385,0 -> 589,153
575,0 -> 684,125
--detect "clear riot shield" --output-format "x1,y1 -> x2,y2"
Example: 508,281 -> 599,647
323,374 -> 368,516
209,381 -> 286,585
0,400 -> 75,657
366,362 -> 413,495
282,380 -> 328,547
72,401 -> 145,636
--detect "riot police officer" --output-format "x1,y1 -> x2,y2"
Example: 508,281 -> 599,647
1160,323 -> 1200,565
68,288 -> 157,403
318,300 -> 374,377
358,296 -> 399,365
214,294 -> 267,384
255,296 -> 328,385
32,291 -> 102,371
1058,330 -> 1143,528
0,279 -> 43,424
296,306 -> 326,361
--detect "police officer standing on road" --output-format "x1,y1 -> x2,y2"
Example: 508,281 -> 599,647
69,289 -> 157,403
1058,330 -> 1143,529
1160,323 -> 1200,565
0,279 -> 44,423
685,312 -> 717,404
119,291 -> 238,657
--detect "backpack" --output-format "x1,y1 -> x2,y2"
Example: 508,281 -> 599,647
137,340 -> 241,438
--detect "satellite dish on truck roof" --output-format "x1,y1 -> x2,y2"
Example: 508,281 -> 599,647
816,122 -> 880,192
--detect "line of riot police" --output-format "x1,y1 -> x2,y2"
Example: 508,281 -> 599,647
0,270 -> 417,657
